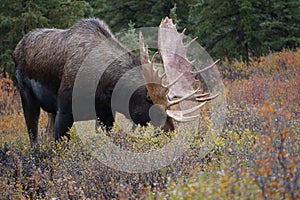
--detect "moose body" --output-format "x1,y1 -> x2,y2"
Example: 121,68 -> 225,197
14,17 -> 217,145
14,18 -> 174,145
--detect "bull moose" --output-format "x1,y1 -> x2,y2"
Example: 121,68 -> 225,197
14,17 -> 218,146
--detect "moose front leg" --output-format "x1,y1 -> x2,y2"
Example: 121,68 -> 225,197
54,90 -> 74,140
54,111 -> 73,140
96,106 -> 115,133
45,113 -> 55,138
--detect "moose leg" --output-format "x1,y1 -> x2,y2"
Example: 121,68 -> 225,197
96,107 -> 114,132
54,90 -> 74,140
45,113 -> 55,138
19,86 -> 40,146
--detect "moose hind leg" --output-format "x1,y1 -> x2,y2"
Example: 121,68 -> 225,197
19,86 -> 41,146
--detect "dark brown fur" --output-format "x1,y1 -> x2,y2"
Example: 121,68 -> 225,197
14,18 -> 174,145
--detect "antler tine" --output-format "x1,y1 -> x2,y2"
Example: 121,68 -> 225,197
164,73 -> 184,88
166,100 -> 209,122
185,37 -> 198,48
196,93 -> 219,102
151,51 -> 159,63
194,93 -> 209,98
193,59 -> 220,74
139,32 -> 150,64
180,28 -> 186,36
167,87 -> 200,106
166,102 -> 208,122
170,102 -> 207,115
166,111 -> 200,122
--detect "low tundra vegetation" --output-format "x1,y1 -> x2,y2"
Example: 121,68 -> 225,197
1,48 -> 299,199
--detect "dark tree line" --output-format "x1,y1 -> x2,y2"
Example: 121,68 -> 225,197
189,0 -> 300,63
1,0 -> 299,77
0,0 -> 92,76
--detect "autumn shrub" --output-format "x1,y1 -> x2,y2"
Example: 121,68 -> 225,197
221,48 -> 300,81
221,57 -> 252,81
252,48 -> 300,76
252,102 -> 299,199
160,102 -> 299,200
0,124 -> 220,199
0,68 -> 220,199
226,48 -> 300,114
0,49 -> 299,199
0,73 -> 52,146
0,73 -> 21,116
158,49 -> 300,199
227,72 -> 300,111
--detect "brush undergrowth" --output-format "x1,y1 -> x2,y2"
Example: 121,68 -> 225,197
0,48 -> 299,199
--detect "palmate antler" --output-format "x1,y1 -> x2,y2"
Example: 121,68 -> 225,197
158,17 -> 220,99
139,17 -> 218,122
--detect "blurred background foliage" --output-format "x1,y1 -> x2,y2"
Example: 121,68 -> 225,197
0,0 -> 299,77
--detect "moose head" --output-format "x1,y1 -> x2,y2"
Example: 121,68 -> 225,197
139,17 -> 218,129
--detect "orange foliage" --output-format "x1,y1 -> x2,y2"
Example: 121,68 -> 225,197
226,48 -> 300,114
221,48 -> 300,81
227,73 -> 300,112
252,48 -> 300,75
253,102 -> 299,199
0,74 -> 48,143
0,74 -> 21,116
